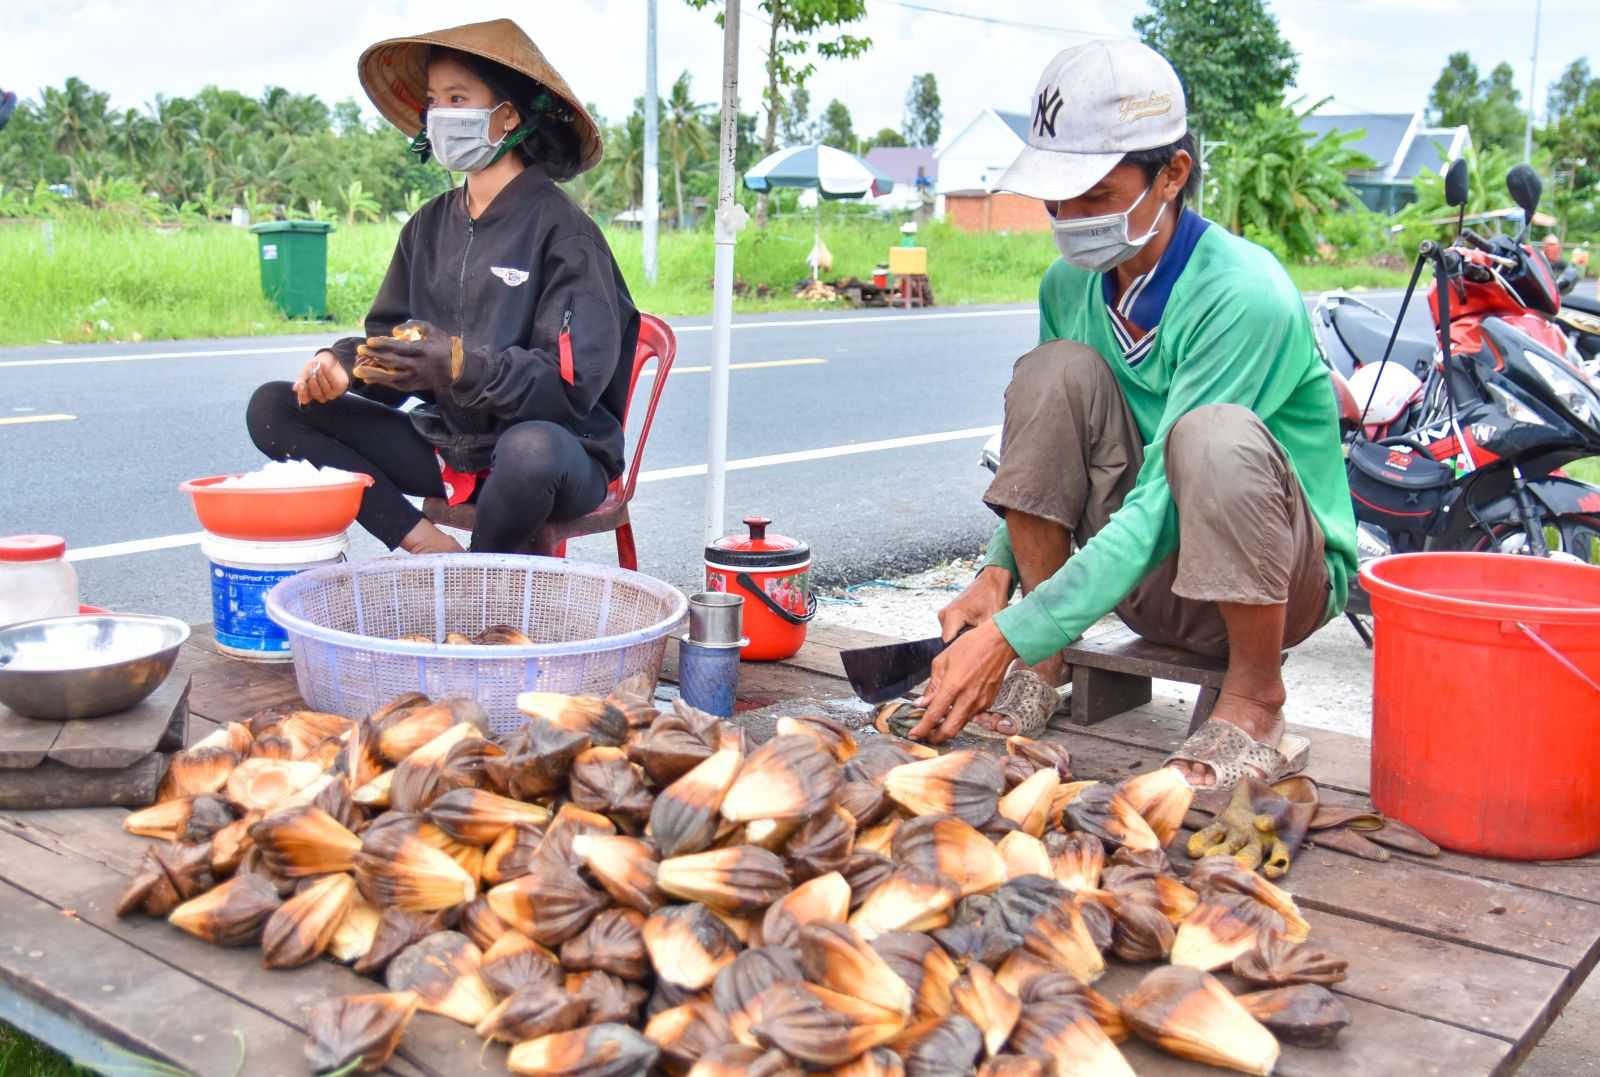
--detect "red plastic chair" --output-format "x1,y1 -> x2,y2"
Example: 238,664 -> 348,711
422,313 -> 677,569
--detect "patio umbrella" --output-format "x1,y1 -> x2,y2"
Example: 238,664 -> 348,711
744,143 -> 895,276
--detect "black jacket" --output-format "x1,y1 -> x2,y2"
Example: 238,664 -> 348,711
331,166 -> 639,475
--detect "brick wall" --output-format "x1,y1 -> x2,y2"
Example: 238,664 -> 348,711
945,192 -> 1051,233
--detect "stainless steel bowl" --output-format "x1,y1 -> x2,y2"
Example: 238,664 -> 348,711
0,614 -> 190,720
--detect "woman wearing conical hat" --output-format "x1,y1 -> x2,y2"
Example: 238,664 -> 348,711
247,19 -> 638,554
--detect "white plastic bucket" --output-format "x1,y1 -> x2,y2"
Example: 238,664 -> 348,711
202,532 -> 348,661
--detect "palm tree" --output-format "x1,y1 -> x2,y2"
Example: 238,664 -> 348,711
599,114 -> 646,221
661,72 -> 711,229
259,87 -> 330,138
110,105 -> 158,176
39,77 -> 111,158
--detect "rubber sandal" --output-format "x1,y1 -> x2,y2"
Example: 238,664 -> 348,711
963,669 -> 1067,741
1163,718 -> 1311,790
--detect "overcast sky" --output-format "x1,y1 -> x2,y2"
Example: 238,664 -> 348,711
10,1 -> 1592,145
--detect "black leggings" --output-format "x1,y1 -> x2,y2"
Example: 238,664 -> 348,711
245,383 -> 610,552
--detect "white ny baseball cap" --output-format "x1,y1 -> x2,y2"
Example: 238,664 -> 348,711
995,39 -> 1188,202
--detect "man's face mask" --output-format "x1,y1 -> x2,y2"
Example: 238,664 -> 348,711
1050,181 -> 1166,274
423,102 -> 524,173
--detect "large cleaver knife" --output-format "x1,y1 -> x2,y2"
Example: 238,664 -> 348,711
840,628 -> 968,704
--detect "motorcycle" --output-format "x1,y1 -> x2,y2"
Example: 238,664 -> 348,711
1314,158 -> 1600,624
1556,286 -> 1600,380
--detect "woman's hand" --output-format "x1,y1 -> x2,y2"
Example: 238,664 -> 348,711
936,566 -> 1012,642
293,350 -> 349,405
354,320 -> 461,392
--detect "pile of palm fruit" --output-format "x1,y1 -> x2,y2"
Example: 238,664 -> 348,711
116,680 -> 1350,1075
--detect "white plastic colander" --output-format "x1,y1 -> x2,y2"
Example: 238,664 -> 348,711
266,554 -> 686,735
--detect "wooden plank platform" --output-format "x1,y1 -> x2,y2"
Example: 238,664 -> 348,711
1,620 -> 1596,1075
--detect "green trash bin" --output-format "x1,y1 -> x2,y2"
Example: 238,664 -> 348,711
249,220 -> 334,319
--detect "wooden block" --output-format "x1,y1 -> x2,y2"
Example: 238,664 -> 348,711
1190,684 -> 1221,731
0,755 -> 165,809
0,710 -> 62,769
1063,625 -> 1230,686
0,675 -> 189,771
47,675 -> 190,769
1067,665 -> 1154,725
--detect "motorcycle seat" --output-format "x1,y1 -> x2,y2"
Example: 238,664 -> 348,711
1562,292 -> 1600,317
1330,303 -> 1435,378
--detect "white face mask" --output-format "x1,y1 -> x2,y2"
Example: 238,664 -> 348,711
425,102 -> 517,173
1050,182 -> 1166,273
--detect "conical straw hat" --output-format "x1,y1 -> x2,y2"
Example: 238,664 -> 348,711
358,18 -> 603,174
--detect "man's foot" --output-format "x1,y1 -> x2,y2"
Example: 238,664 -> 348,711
963,667 -> 1068,738
969,710 -> 1021,736
400,518 -> 465,555
1169,692 -> 1285,788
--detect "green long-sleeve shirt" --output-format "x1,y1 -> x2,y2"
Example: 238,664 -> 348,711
985,224 -> 1358,665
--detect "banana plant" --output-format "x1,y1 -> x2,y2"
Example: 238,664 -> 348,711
338,179 -> 381,225
1393,142 -> 1554,246
1205,96 -> 1373,262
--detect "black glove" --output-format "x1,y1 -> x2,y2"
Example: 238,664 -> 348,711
353,320 -> 462,392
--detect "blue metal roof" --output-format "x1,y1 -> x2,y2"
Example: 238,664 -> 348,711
1301,112 -> 1413,169
1396,132 -> 1455,179
996,110 -> 1031,142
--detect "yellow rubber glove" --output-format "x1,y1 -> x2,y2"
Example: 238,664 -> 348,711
1188,781 -> 1270,873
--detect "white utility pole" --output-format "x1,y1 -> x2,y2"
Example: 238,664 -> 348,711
643,0 -> 660,283
704,0 -> 744,544
1523,0 -> 1542,165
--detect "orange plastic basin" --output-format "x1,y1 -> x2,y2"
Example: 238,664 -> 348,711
180,473 -> 374,541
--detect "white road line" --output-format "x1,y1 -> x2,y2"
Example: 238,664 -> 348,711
646,358 -> 825,377
68,531 -> 208,562
633,425 -> 999,483
670,309 -> 1035,333
0,345 -> 309,369
0,413 -> 76,425
63,424 -> 1000,563
0,308 -> 1034,369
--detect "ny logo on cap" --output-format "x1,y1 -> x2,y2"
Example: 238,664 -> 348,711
1034,86 -> 1063,139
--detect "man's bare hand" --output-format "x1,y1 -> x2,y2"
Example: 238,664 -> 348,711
907,619 -> 1017,743
293,350 -> 349,405
936,566 -> 1012,642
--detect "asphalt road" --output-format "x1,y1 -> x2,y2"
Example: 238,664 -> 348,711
1,290 -> 1423,625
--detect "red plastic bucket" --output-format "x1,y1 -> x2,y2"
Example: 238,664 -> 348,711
1362,553 -> 1600,859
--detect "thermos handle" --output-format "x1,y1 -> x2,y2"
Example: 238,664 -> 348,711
736,571 -> 817,625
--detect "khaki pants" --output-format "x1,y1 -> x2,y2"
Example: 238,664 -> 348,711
983,339 -> 1330,658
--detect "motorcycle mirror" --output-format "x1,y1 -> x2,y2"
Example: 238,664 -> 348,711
1507,164 -> 1542,228
1445,158 -> 1470,208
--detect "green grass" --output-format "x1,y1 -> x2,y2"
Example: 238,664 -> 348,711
1282,262 -> 1414,293
0,1023 -> 89,1077
0,210 -> 1412,347
1568,458 -> 1600,485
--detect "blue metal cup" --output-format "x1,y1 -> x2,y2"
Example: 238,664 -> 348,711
678,637 -> 740,717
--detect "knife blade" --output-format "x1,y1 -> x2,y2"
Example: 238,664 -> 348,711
840,628 -> 968,704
